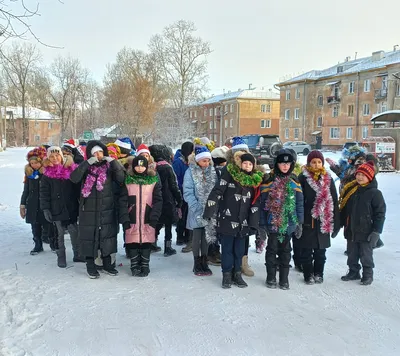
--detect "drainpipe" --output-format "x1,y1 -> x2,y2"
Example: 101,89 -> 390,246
302,80 -> 307,141
236,101 -> 240,137
355,71 -> 360,141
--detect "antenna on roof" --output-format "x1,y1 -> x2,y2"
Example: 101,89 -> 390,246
248,83 -> 252,90
394,45 -> 399,51
355,52 -> 358,59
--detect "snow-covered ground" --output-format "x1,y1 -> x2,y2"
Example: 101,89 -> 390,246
0,148 -> 399,356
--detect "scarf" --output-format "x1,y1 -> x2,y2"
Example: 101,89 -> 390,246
302,166 -> 334,234
339,179 -> 359,211
227,163 -> 263,187
156,160 -> 170,167
125,173 -> 159,185
266,175 -> 297,242
44,163 -> 78,180
81,163 -> 110,198
27,170 -> 40,180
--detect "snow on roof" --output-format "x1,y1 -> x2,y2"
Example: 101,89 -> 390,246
1,106 -> 59,120
200,89 -> 279,105
91,124 -> 118,140
278,49 -> 400,85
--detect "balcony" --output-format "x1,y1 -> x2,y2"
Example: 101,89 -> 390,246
327,95 -> 341,104
375,88 -> 388,100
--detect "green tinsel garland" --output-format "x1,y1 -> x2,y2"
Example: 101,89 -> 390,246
227,163 -> 263,187
277,179 -> 298,242
125,174 -> 159,185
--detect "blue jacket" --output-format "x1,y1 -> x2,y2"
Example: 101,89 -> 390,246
172,150 -> 189,193
260,175 -> 304,235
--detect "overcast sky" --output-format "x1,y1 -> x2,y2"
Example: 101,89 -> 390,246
27,0 -> 400,96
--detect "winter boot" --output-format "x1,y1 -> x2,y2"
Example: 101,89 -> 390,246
295,265 -> 303,273
164,240 -> 177,257
129,249 -> 141,276
193,256 -> 204,276
150,240 -> 161,253
360,268 -> 373,285
341,269 -> 361,281
56,249 -> 67,268
222,272 -> 232,289
313,260 -> 325,284
279,267 -> 290,290
207,252 -> 221,266
302,264 -> 315,285
255,238 -> 265,254
30,238 -> 44,255
201,255 -> 212,276
241,255 -> 254,277
266,267 -> 277,289
86,258 -> 100,279
182,239 -> 193,253
139,249 -> 151,277
232,271 -> 248,288
102,255 -> 118,276
49,235 -> 57,252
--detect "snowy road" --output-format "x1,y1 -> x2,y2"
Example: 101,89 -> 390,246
0,148 -> 399,356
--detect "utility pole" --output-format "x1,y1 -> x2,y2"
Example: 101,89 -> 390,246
0,94 -> 8,149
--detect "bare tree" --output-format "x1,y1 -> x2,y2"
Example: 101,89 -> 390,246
0,41 -> 41,143
149,20 -> 211,108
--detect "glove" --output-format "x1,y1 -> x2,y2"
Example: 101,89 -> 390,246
367,231 -> 380,247
123,222 -> 131,231
20,205 -> 26,219
331,228 -> 340,238
294,224 -> 303,239
43,209 -> 53,223
103,156 -> 114,163
87,156 -> 98,165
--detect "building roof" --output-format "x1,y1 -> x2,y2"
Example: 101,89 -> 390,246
199,88 -> 280,106
278,49 -> 400,86
1,106 -> 59,120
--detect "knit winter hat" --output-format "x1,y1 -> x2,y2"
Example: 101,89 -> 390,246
27,146 -> 47,162
181,141 -> 194,158
91,145 -> 103,155
307,150 -> 325,166
356,161 -> 376,182
47,146 -> 63,159
231,136 -> 249,152
195,146 -> 211,162
136,143 -> 150,156
132,155 -> 148,172
211,146 -> 229,160
240,153 -> 256,166
107,146 -> 119,160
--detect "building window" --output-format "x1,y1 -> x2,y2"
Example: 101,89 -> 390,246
230,104 -> 234,113
332,106 -> 339,117
348,81 -> 355,94
362,126 -> 368,139
295,88 -> 300,99
347,127 -> 353,139
285,109 -> 290,120
317,117 -> 323,127
209,121 -> 213,130
363,103 -> 370,116
396,83 -> 400,97
209,108 -> 213,116
286,90 -> 290,100
261,119 -> 271,128
230,118 -> 233,128
284,128 -> 289,139
294,128 -> 299,139
261,104 -> 266,113
348,105 -> 354,117
317,95 -> 323,106
364,79 -> 371,92
194,111 -> 197,118
266,104 -> 271,112
48,122 -> 53,129
189,111 -> 192,119
204,108 -> 207,116
214,134 -> 218,142
34,120 -> 39,127
214,107 -> 218,116
224,119 -> 228,128
224,104 -> 228,112
382,76 -> 388,89
330,127 -> 340,139
34,135 -> 40,142
294,108 -> 300,120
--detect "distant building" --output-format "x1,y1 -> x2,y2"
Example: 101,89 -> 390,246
276,48 -> 400,147
188,88 -> 280,145
1,106 -> 61,146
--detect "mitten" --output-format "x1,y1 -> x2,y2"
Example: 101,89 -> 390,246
87,156 -> 98,165
43,209 -> 53,223
20,205 -> 26,219
103,156 -> 114,163
294,224 -> 303,239
331,228 -> 340,238
367,231 -> 380,247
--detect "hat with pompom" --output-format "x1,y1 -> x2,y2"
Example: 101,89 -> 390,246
356,161 -> 376,182
115,137 -> 135,155
136,143 -> 150,156
195,146 -> 211,162
27,146 -> 47,162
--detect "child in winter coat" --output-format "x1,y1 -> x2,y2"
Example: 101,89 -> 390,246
183,146 -> 216,276
120,156 -> 163,277
150,144 -> 183,257
260,149 -> 304,290
20,146 -> 48,255
173,141 -> 194,249
204,147 -> 263,289
339,161 -> 386,285
70,141 -> 125,279
297,150 -> 340,284
40,146 -> 81,268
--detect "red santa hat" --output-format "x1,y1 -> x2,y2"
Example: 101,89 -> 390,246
136,144 -> 150,156
63,138 -> 77,149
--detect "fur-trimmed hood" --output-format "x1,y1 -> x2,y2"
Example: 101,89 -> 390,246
86,140 -> 109,159
149,144 -> 173,163
227,149 -> 265,174
126,157 -> 157,177
24,164 -> 44,177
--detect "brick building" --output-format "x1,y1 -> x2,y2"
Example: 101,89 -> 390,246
1,106 -> 61,146
188,89 -> 280,146
276,49 -> 400,147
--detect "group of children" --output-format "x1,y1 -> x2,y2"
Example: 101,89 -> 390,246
20,136 -> 386,288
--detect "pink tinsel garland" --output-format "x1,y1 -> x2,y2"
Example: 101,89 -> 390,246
44,163 -> 78,180
302,167 -> 334,234
81,163 -> 109,198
